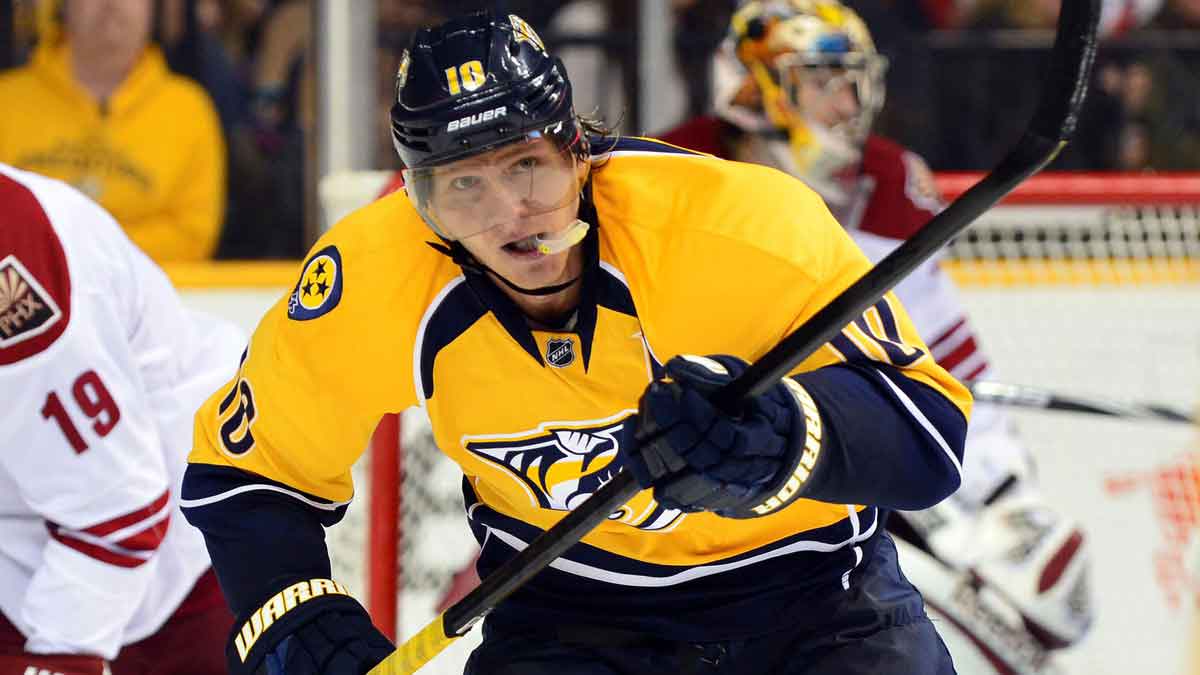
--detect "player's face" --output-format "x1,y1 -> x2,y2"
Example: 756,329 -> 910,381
411,136 -> 587,290
407,135 -> 582,239
791,66 -> 861,132
455,187 -> 584,292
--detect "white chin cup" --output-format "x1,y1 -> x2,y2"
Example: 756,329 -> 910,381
534,219 -> 589,255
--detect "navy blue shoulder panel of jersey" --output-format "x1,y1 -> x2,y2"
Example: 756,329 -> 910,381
793,362 -> 968,511
419,277 -> 491,399
181,463 -> 345,616
593,263 -> 662,377
590,135 -> 709,157
595,265 -> 637,317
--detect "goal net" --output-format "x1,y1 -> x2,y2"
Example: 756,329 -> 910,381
322,171 -> 1200,675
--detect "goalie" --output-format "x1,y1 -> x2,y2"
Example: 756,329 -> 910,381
658,2 -> 1092,672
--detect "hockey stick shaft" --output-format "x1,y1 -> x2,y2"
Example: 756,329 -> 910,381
373,3 -> 1100,672
969,381 -> 1196,424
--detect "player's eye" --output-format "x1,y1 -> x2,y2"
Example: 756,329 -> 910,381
807,68 -> 836,88
511,156 -> 539,173
449,175 -> 481,191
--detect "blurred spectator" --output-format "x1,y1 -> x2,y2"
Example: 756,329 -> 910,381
204,0 -> 272,66
161,0 -> 250,136
160,0 -> 264,262
376,1 -> 447,170
670,0 -> 737,120
6,0 -> 43,65
1094,53 -> 1200,170
214,0 -> 309,259
966,0 -> 1061,29
966,0 -> 1164,34
1152,0 -> 1200,26
433,1 -> 575,30
249,0 -> 308,134
0,0 -> 226,262
844,0 -> 943,167
904,0 -> 978,30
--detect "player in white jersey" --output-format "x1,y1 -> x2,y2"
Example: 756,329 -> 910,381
660,2 -> 1092,673
0,163 -> 244,675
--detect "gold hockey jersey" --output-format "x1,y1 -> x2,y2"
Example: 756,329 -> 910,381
186,136 -> 970,639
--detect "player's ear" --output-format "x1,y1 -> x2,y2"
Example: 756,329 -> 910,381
576,152 -> 591,184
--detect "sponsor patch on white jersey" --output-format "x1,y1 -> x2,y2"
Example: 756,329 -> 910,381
0,254 -> 62,349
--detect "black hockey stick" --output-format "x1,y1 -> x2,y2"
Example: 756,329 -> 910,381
372,3 -> 1100,672
969,380 -> 1196,425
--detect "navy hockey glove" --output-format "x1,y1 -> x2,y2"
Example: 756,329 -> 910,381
624,354 -> 823,518
227,578 -> 394,675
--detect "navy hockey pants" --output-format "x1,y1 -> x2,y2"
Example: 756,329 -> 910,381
463,535 -> 956,675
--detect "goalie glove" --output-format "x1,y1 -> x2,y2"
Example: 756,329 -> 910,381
227,578 -> 394,675
623,354 -> 820,519
896,486 -> 1093,649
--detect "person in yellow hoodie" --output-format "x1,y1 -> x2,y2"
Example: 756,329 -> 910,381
0,0 -> 226,263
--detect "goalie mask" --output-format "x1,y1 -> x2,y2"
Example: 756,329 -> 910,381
725,0 -> 887,144
392,12 -> 589,248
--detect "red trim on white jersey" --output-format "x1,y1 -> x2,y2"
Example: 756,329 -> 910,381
928,317 -> 990,382
46,490 -> 172,568
962,361 -> 990,383
0,171 -> 72,365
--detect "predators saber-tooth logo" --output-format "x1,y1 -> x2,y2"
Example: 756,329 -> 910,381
465,413 -> 684,531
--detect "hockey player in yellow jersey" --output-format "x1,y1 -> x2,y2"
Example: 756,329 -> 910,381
182,11 -> 970,675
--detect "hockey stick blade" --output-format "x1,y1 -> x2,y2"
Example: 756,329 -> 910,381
372,3 -> 1100,672
969,381 -> 1196,425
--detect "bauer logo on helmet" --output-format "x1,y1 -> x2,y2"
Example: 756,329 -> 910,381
447,105 -> 508,132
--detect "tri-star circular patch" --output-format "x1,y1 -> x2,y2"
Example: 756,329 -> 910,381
287,245 -> 343,321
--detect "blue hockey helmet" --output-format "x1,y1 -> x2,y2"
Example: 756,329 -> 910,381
391,12 -> 589,243
390,12 -> 581,171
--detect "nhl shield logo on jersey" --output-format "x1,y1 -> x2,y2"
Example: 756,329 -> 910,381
546,336 -> 575,368
288,245 -> 343,321
0,254 -> 62,349
464,413 -> 684,532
